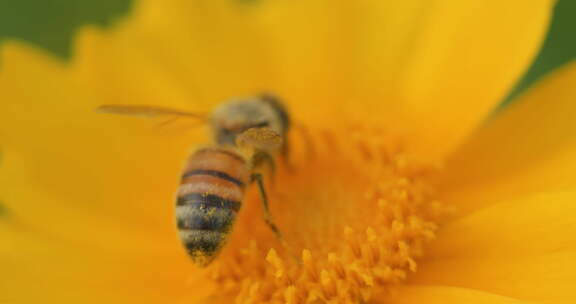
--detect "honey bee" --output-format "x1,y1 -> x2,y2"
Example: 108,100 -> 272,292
98,95 -> 290,266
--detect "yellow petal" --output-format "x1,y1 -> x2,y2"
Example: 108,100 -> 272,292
427,191 -> 576,260
410,252 -> 576,302
1,221 -> 209,303
410,191 -> 576,302
391,0 -> 555,159
73,26 -> 203,110
439,61 -> 576,215
0,42 -> 214,302
78,0 -> 555,160
385,285 -> 527,304
0,42 -> 192,249
240,0 -> 554,159
72,0 -> 274,108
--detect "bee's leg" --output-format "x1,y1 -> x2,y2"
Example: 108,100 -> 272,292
252,151 -> 276,185
251,173 -> 283,241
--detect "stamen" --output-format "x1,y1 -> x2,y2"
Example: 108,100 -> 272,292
202,124 -> 448,303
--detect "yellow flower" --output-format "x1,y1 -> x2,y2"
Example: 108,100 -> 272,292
1,0 -> 575,303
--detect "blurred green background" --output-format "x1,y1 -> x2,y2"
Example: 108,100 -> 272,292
0,0 -> 132,57
0,0 -> 574,103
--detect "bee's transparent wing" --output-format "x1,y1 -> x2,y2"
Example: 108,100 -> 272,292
96,104 -> 211,132
97,104 -> 209,120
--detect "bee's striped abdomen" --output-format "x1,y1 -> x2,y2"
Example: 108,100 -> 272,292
176,147 -> 249,266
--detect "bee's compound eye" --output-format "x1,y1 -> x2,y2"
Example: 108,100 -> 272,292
217,128 -> 237,146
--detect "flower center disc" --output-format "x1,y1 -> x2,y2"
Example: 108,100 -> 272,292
204,125 -> 445,303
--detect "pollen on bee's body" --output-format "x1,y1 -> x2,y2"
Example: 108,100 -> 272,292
204,124 -> 448,303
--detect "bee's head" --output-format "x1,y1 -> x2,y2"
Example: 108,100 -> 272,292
211,95 -> 288,147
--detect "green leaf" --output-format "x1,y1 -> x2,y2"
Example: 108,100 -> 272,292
504,0 -> 576,106
0,0 -> 133,58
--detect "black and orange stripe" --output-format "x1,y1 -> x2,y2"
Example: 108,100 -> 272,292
176,147 -> 249,266
181,169 -> 245,188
